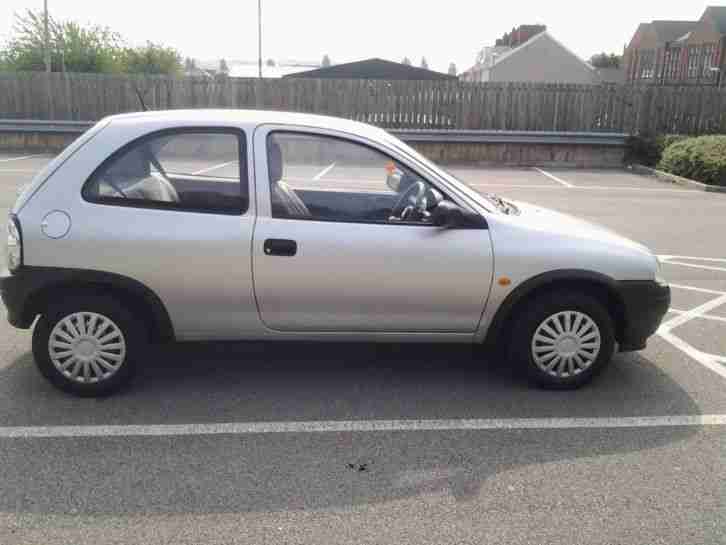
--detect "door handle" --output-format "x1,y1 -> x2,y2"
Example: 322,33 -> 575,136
264,238 -> 297,257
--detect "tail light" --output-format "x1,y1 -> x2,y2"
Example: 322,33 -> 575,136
5,215 -> 22,272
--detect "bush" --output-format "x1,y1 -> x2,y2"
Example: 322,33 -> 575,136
626,134 -> 688,167
658,135 -> 726,186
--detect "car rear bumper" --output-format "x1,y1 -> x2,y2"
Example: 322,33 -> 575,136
616,279 -> 671,352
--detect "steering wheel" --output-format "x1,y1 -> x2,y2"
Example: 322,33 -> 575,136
390,181 -> 426,219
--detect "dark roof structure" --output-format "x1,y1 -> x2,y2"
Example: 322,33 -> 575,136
704,6 -> 726,34
283,58 -> 457,80
495,25 -> 547,47
651,20 -> 698,42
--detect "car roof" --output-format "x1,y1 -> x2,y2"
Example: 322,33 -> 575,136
104,109 -> 388,140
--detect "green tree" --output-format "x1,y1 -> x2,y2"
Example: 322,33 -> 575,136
266,58 -> 276,67
401,57 -> 411,66
219,58 -> 229,74
121,42 -> 182,75
590,52 -> 622,69
420,57 -> 429,69
321,54 -> 331,67
1,9 -> 125,73
0,9 -> 182,75
448,62 -> 457,76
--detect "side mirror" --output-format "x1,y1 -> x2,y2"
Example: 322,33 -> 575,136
431,200 -> 465,228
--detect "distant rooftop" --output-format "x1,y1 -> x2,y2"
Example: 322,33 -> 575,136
705,5 -> 726,34
650,20 -> 699,42
495,25 -> 547,48
284,58 -> 456,80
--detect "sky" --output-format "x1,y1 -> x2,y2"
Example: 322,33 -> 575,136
0,0 -> 714,73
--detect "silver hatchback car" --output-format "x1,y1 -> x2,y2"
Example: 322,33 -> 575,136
1,110 -> 670,396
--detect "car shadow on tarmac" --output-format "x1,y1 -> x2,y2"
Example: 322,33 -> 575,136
0,342 -> 701,515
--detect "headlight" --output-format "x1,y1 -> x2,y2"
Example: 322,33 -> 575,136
654,256 -> 667,286
5,216 -> 22,272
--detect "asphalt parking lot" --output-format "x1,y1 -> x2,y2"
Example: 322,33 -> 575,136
1,152 -> 726,544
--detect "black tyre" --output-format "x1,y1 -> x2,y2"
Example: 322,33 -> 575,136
32,294 -> 145,397
509,291 -> 615,389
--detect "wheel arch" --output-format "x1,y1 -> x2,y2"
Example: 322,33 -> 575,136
484,269 -> 626,350
22,268 -> 175,343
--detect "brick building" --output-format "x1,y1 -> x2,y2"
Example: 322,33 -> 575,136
624,6 -> 726,86
494,25 -> 547,48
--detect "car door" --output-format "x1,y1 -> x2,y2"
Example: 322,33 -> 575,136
251,125 -> 494,333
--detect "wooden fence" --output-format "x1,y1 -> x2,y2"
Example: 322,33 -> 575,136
1,72 -> 724,135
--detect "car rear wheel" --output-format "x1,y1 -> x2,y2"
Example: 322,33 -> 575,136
509,291 -> 615,389
32,294 -> 144,397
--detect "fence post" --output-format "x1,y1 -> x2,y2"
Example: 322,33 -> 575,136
44,72 -> 55,120
637,85 -> 655,136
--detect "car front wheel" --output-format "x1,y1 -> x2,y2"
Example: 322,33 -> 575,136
510,291 -> 615,389
32,294 -> 144,397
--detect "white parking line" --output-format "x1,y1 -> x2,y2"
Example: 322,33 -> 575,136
655,273 -> 726,380
660,256 -> 726,263
668,308 -> 726,325
532,167 -> 574,187
466,181 -> 694,193
287,185 -> 392,195
467,184 -> 559,189
467,184 -> 698,193
0,154 -> 43,163
661,256 -> 726,274
664,261 -> 726,274
659,293 -> 726,332
572,186 -> 693,193
313,162 -> 336,181
192,160 -> 238,175
285,176 -> 382,185
0,415 -> 725,439
667,283 -> 726,296
658,328 -> 726,381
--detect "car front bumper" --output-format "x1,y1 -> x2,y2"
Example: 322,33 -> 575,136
0,266 -> 35,328
616,279 -> 671,352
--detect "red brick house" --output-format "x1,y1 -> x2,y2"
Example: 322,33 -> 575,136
624,6 -> 726,86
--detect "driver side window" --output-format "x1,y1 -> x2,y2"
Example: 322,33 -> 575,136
267,132 -> 444,224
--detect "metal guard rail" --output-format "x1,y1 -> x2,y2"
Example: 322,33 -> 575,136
0,119 -> 628,146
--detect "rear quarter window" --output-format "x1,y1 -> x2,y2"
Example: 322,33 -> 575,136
83,129 -> 248,215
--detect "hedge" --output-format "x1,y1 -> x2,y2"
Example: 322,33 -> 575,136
658,135 -> 726,186
625,134 -> 688,167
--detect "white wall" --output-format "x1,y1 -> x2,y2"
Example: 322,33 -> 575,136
490,34 -> 598,84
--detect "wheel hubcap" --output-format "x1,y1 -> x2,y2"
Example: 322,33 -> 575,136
531,311 -> 601,378
48,312 -> 127,384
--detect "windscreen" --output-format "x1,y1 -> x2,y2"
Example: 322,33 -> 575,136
383,133 -> 505,214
